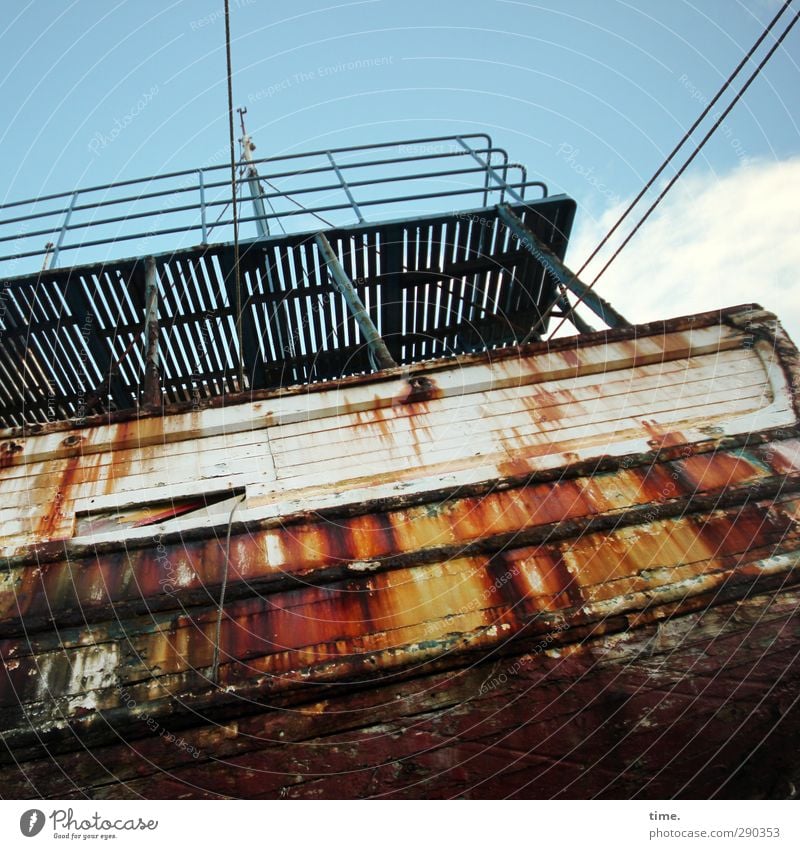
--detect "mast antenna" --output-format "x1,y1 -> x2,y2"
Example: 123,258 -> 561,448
237,106 -> 271,237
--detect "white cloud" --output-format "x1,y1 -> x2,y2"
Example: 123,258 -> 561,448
564,157 -> 800,345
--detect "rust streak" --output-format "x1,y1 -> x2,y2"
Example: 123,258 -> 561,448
36,454 -> 81,539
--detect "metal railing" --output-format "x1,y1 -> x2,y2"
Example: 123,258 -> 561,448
0,134 -> 547,274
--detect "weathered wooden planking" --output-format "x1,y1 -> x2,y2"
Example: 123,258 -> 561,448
2,478 -> 798,720
2,585 -> 799,799
0,337 -> 787,555
2,438 -> 796,631
0,346 -> 763,488
0,322 -> 747,463
0,360 -> 770,521
0,305 -> 799,801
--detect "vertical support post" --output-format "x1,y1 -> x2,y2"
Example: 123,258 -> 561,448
315,232 -> 397,371
142,256 -> 161,408
496,204 -> 630,331
458,136 -> 492,206
481,146 -> 492,207
327,151 -> 365,223
50,190 -> 78,269
198,169 -> 208,245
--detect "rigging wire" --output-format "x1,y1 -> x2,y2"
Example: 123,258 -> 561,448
214,1 -> 796,354
257,174 -> 336,229
224,0 -> 245,389
570,1 -> 791,293
205,163 -> 247,240
264,195 -> 287,235
546,1 -> 799,340
257,175 -> 287,235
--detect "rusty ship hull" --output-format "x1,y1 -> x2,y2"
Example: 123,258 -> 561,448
1,303 -> 799,799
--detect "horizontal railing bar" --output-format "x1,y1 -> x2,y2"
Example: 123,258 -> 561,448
0,165 -> 530,244
227,180 -> 542,221
0,181 -> 547,262
0,147 -> 504,228
219,134 -> 497,173
0,202 -> 208,244
204,163 -> 525,208
0,133 -> 494,211
0,181 -> 547,264
343,165 -> 527,192
258,146 -> 504,180
255,146 -> 502,182
0,198 -> 564,283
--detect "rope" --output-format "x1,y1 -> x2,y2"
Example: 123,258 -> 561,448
211,493 -> 246,685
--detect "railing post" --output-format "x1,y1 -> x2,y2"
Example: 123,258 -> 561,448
456,136 -> 526,206
327,151 -> 365,223
198,169 -> 208,245
457,136 -> 492,206
482,148 -> 492,207
50,190 -> 78,268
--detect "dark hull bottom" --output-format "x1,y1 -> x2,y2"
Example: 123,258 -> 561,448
2,585 -> 799,800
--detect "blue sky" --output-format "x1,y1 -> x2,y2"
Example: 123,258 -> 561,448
1,0 -> 798,335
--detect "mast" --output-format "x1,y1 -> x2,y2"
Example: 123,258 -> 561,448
237,106 -> 270,237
